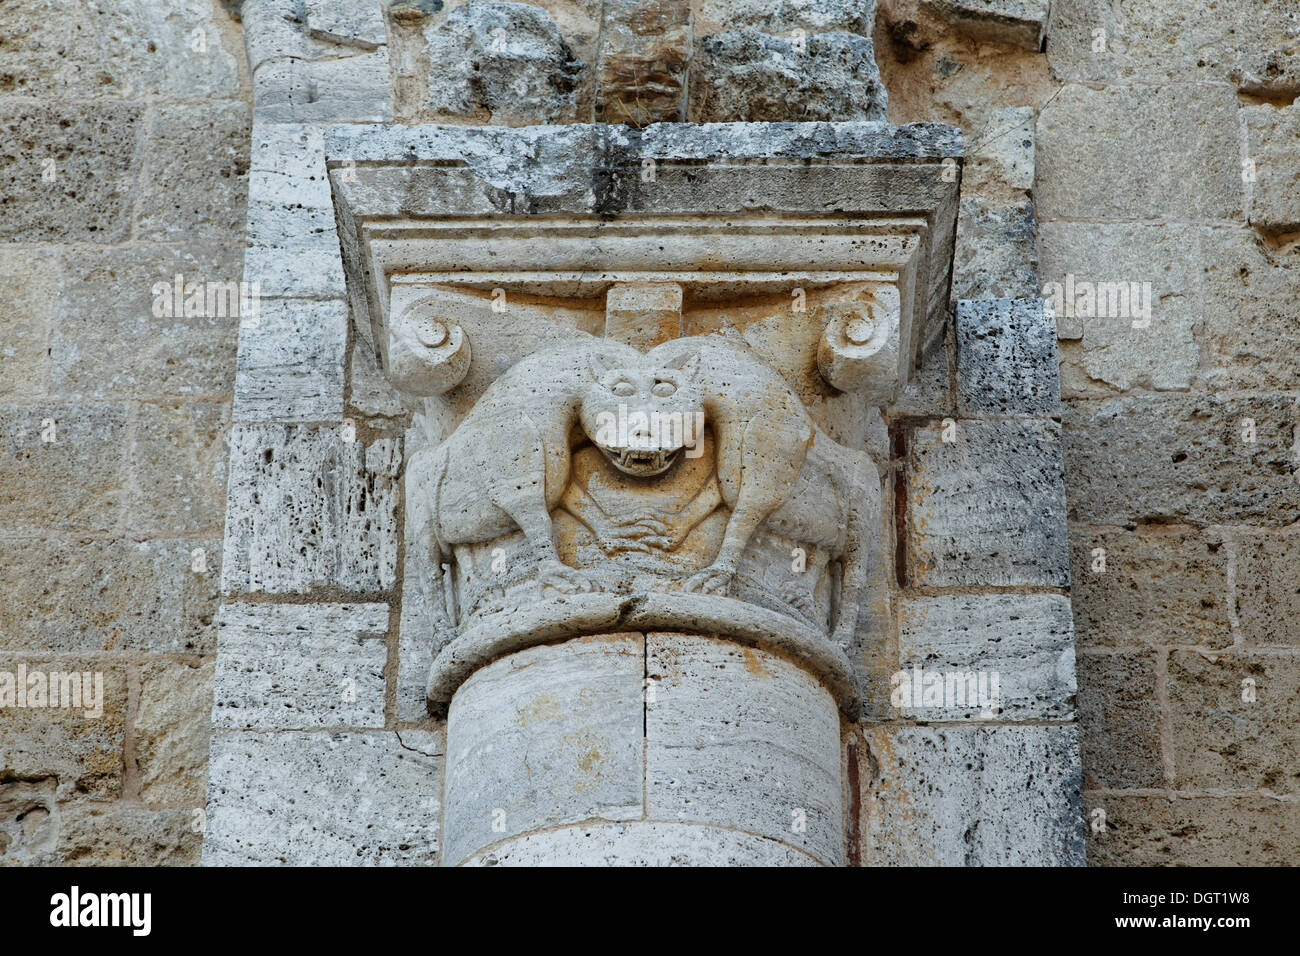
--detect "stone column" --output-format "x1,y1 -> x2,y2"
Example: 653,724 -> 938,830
441,633 -> 843,866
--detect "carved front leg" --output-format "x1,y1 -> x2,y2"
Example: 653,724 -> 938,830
560,479 -> 671,554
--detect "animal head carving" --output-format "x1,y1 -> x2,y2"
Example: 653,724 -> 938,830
579,350 -> 704,478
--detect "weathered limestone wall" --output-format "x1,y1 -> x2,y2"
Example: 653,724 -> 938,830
877,0 -> 1300,863
0,0 -> 251,863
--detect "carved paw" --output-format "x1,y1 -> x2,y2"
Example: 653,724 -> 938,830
598,516 -> 673,553
538,560 -> 595,595
781,586 -> 821,623
683,564 -> 735,595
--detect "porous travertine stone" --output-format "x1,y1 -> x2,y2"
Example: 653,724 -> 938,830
422,0 -> 583,125
898,594 -> 1076,721
54,807 -> 201,867
1036,84 -> 1240,221
1200,227 -> 1300,392
212,603 -> 389,729
1085,795 -> 1300,866
1168,651 -> 1300,794
221,425 -> 400,594
0,104 -> 144,242
646,634 -> 844,866
0,0 -> 240,98
689,30 -> 887,122
1039,221 -> 1198,393
860,725 -> 1084,866
1067,527 -> 1232,649
1233,529 -> 1300,647
1062,396 -> 1300,527
0,537 -> 221,654
463,822 -> 821,866
950,196 -> 1041,303
305,0 -> 387,50
0,245 -> 57,399
136,659 -> 215,805
0,660 -> 127,801
1046,0 -> 1300,91
129,401 -> 230,535
243,123 -> 346,300
956,298 -> 1060,415
50,243 -> 242,398
243,0 -> 392,122
1243,103 -> 1300,235
233,298 -> 348,422
136,102 -> 251,241
696,0 -> 876,35
1075,650 -> 1162,789
203,730 -> 443,865
594,0 -> 692,125
0,403 -> 129,534
441,635 -> 645,866
905,418 -> 1069,587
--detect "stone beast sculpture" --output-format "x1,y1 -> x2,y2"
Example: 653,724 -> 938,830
406,334 -> 869,631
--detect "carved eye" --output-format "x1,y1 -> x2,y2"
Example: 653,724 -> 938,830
652,379 -> 676,397
611,380 -> 635,397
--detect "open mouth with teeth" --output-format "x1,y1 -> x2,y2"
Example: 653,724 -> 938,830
600,445 -> 682,477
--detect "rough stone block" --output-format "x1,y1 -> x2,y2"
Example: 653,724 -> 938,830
0,402 -> 128,533
1067,526 -> 1231,649
956,297 -> 1060,415
1062,396 -> 1300,527
1200,226 -> 1300,391
1046,0 -> 1300,92
136,102 -> 251,241
128,401 -> 230,535
860,725 -> 1085,866
921,0 -> 1049,50
1168,651 -> 1300,794
233,298 -> 348,423
0,659 -> 127,800
222,424 -> 401,595
49,243 -> 242,399
689,30 -> 887,122
0,246 -> 57,399
1244,103 -> 1300,234
890,340 -> 953,418
0,772 -> 59,863
1233,529 -> 1300,647
1084,794 -> 1299,866
0,0 -> 240,98
646,634 -> 843,866
0,104 -> 144,242
137,660 -> 215,806
964,106 -> 1035,197
55,806 -> 201,866
897,594 -> 1076,721
905,418 -> 1069,587
595,0 -> 692,125
1076,649 -> 1163,789
465,821 -> 821,866
695,0 -> 876,35
253,51 -> 394,124
306,0 -> 387,50
442,635 -> 645,866
203,730 -> 443,865
422,0 -> 583,125
950,195 -> 1041,304
0,537 -> 221,655
212,602 -> 389,730
1036,84 -> 1240,221
1039,221 -> 1198,394
244,123 -> 346,299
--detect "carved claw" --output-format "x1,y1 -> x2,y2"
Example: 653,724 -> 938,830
683,564 -> 735,595
538,559 -> 594,595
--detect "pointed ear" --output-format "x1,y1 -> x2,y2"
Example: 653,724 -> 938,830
664,351 -> 700,378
